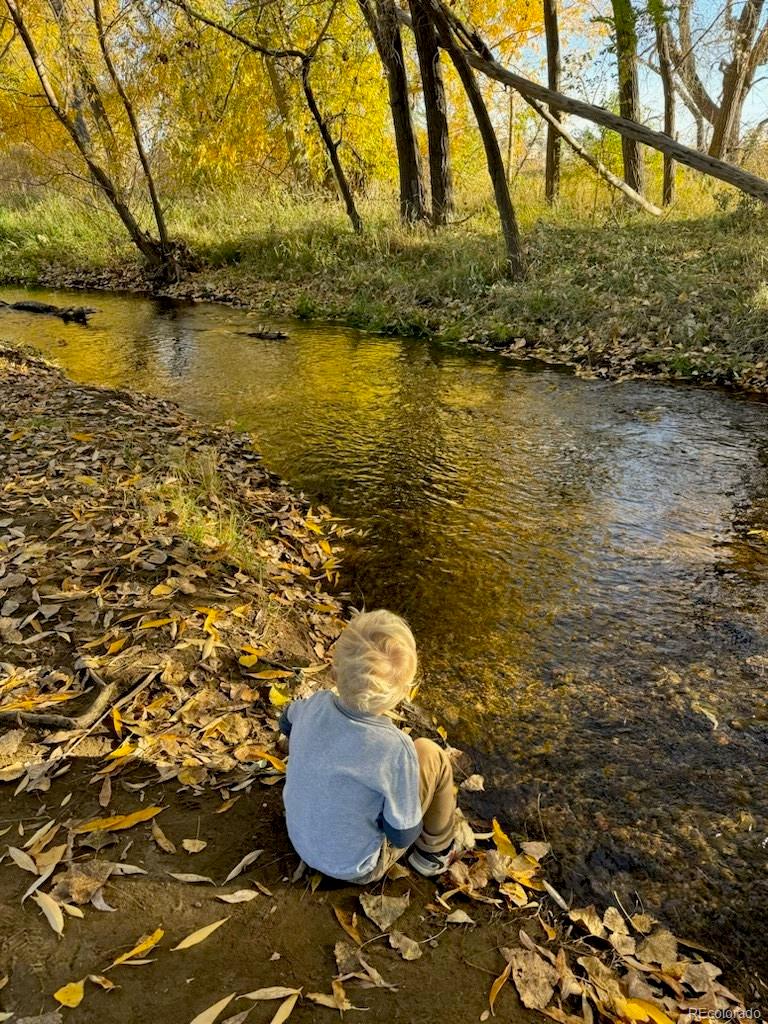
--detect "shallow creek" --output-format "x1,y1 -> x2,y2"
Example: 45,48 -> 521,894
2,287 -> 767,974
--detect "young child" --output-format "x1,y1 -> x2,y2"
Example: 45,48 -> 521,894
279,609 -> 456,883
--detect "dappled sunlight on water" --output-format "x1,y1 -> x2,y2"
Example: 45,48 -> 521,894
2,285 -> 768,969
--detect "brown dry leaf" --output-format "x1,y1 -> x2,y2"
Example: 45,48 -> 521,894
87,975 -> 115,991
53,980 -> 85,1008
50,861 -> 115,905
569,906 -> 606,939
360,892 -> 409,931
334,940 -> 359,976
182,839 -> 207,855
521,841 -> 551,861
222,848 -> 263,884
603,906 -> 629,934
32,891 -> 64,936
459,773 -> 485,792
489,961 -> 512,1015
168,872 -> 215,885
172,917 -> 229,950
333,905 -> 362,945
446,909 -> 476,925
630,913 -> 655,935
98,776 -> 112,809
216,890 -> 258,904
386,862 -> 410,881
215,797 -> 241,815
151,819 -> 176,854
637,929 -> 679,971
505,948 -> 558,1010
389,930 -> 422,960
8,846 -> 38,874
71,806 -> 163,834
189,993 -> 236,1024
108,926 -> 164,968
241,988 -> 301,1001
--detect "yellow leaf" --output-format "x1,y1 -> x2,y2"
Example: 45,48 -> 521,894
239,748 -> 286,772
112,707 -> 123,738
492,818 -> 517,858
619,998 -> 676,1024
71,806 -> 164,835
54,979 -> 85,1008
108,927 -> 164,969
75,475 -> 98,487
269,993 -> 299,1024
106,738 -> 137,760
151,582 -> 175,597
32,891 -> 64,936
189,993 -> 236,1024
71,432 -> 93,442
255,670 -> 293,681
489,961 -> 512,1015
238,653 -> 264,668
139,617 -> 173,629
172,917 -> 230,950
436,725 -> 448,741
268,684 -> 292,706
107,636 -> 128,655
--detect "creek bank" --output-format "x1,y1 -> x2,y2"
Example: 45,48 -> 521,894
3,206 -> 768,394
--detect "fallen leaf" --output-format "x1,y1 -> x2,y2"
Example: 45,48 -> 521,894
521,841 -> 551,861
222,848 -> 263,884
505,948 -> 558,1010
71,806 -> 164,834
182,839 -> 207,854
241,988 -> 301,1001
489,962 -> 512,1015
268,994 -> 299,1024
492,818 -> 517,858
54,979 -> 85,1008
32,891 -> 64,936
221,1012 -> 254,1024
9,845 -> 38,874
152,819 -> 176,854
389,930 -> 422,960
569,905 -> 606,938
172,917 -> 229,950
359,892 -> 409,931
216,890 -> 258,904
189,993 -> 236,1024
108,926 -> 164,968
459,774 -> 485,792
87,974 -> 116,991
98,776 -> 112,808
637,929 -> 678,971
168,873 -> 215,885
333,905 -> 363,944
446,909 -> 476,925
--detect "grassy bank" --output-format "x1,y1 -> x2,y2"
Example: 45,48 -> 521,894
1,185 -> 768,388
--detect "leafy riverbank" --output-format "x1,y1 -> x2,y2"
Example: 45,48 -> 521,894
1,347 -> 761,1021
1,190 -> 768,390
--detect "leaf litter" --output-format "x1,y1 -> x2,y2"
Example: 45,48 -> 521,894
0,347 -> 751,1022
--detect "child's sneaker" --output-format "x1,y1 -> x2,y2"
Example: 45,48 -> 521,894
407,843 -> 454,877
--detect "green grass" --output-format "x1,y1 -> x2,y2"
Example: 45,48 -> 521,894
1,166 -> 768,384
142,446 -> 265,576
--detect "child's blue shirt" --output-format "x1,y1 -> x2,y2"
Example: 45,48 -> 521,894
280,690 -> 422,881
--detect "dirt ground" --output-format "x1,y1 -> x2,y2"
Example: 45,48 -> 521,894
0,759 -> 537,1024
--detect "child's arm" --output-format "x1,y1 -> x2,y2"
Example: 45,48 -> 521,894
379,749 -> 422,848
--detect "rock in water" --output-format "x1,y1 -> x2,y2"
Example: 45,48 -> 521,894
0,299 -> 94,324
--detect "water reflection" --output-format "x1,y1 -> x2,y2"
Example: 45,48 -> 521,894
2,286 -> 768,972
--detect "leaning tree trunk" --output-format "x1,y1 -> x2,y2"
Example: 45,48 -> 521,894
360,0 -> 427,222
542,0 -> 562,203
657,22 -> 676,204
610,0 -> 645,194
426,3 -> 525,277
6,0 -> 166,267
409,0 -> 453,224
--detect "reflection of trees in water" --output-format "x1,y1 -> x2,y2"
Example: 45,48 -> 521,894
151,300 -> 196,378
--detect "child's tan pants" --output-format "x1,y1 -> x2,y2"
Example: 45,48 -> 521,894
357,737 -> 456,883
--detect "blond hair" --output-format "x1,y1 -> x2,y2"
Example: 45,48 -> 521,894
333,609 -> 417,715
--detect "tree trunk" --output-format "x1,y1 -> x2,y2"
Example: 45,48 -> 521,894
426,3 -> 525,277
264,56 -> 312,187
300,60 -> 363,233
360,0 -> 427,222
710,0 -> 765,159
409,0 -> 453,224
411,0 -> 768,203
610,0 -> 645,194
657,23 -> 676,204
6,0 -> 165,266
542,0 -> 562,203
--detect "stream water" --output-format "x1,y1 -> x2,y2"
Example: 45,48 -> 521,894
2,287 -> 767,975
